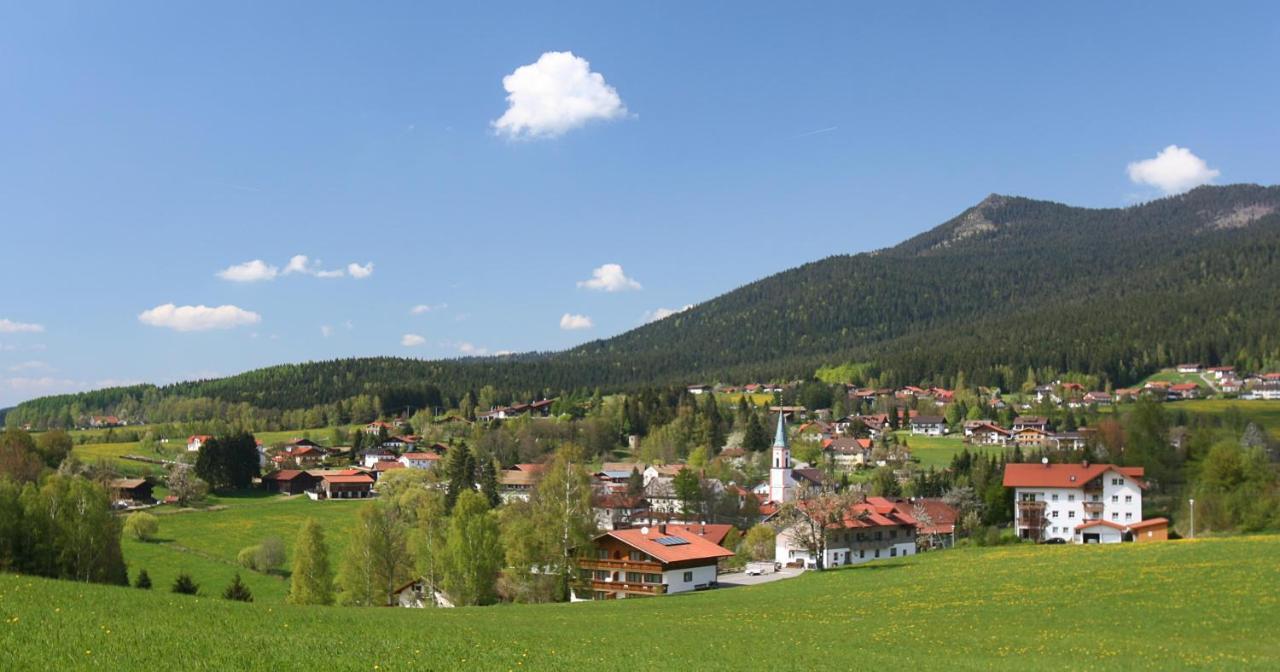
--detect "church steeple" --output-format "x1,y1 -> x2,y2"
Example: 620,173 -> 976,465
769,411 -> 794,503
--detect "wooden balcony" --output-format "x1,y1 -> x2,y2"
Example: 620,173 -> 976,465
1082,501 -> 1105,516
578,558 -> 663,573
589,579 -> 665,595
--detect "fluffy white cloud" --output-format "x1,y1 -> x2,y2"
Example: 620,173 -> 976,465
457,342 -> 487,356
320,325 -> 333,338
577,263 -> 642,292
216,259 -> 279,282
643,305 -> 693,323
401,333 -> 427,347
492,51 -> 629,139
559,313 -> 594,330
1127,145 -> 1220,195
347,262 -> 374,279
138,303 -> 261,332
283,254 -> 315,275
410,303 -> 448,315
0,319 -> 44,334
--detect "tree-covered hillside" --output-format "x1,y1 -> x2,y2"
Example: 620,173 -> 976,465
10,184 -> 1280,427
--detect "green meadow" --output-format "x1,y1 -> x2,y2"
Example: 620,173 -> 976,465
2,535 -> 1276,670
896,431 -> 992,469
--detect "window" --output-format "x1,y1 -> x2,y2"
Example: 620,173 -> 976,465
1125,513 -> 1133,520
596,548 -> 608,559
1068,494 -> 1075,502
875,531 -> 883,540
644,573 -> 661,584
1111,512 -> 1119,520
1068,511 -> 1076,518
859,550 -> 865,559
1051,510 -> 1059,518
890,548 -> 897,557
889,530 -> 897,539
682,571 -> 693,583
1051,494 -> 1059,502
593,570 -> 608,581
1125,495 -> 1133,503
1112,495 -> 1119,503
625,572 -> 642,583
628,551 -> 647,562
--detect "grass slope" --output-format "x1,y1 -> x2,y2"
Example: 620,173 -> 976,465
3,536 -> 1277,670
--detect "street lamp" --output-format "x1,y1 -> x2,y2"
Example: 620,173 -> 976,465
1189,498 -> 1195,539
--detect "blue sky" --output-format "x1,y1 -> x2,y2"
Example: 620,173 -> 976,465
1,2 -> 1278,406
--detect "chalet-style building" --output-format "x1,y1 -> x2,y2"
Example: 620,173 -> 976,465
498,463 -> 546,502
361,449 -> 397,468
774,496 -> 919,568
1012,416 -> 1049,432
1003,462 -> 1167,543
261,469 -> 319,495
824,437 -> 873,468
968,422 -> 1012,446
187,434 -> 212,452
109,478 -> 154,504
1167,383 -> 1201,400
593,493 -> 650,530
363,421 -> 397,436
574,524 -> 734,600
1083,391 -> 1113,405
910,416 -> 946,436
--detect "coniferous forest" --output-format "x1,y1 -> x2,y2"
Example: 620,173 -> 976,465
8,184 -> 1280,428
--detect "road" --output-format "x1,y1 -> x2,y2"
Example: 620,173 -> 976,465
717,567 -> 804,588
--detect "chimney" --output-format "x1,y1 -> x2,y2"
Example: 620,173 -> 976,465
658,522 -> 666,535
1082,459 -> 1090,469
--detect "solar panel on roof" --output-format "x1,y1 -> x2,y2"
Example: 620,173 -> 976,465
654,536 -> 689,546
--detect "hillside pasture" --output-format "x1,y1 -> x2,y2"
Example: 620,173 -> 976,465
2,535 -> 1277,669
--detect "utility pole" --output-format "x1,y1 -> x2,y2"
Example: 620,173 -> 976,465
1189,498 -> 1195,539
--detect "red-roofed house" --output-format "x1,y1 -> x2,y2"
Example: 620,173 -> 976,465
186,435 -> 213,453
1167,382 -> 1201,400
574,523 -> 735,600
318,472 -> 375,499
774,496 -> 918,568
261,469 -> 319,496
1003,462 -> 1154,543
398,452 -> 442,470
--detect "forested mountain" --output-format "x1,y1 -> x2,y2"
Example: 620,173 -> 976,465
10,184 -> 1280,427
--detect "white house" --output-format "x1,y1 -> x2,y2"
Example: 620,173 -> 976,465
774,496 -> 918,568
186,435 -> 212,453
362,449 -> 397,468
909,416 -> 946,436
1003,462 -> 1159,543
1244,382 -> 1280,400
398,451 -> 441,469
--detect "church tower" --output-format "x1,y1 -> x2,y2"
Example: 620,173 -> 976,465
769,411 -> 794,503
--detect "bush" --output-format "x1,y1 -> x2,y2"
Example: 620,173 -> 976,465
237,545 -> 261,570
171,573 -> 199,595
222,573 -> 253,602
123,511 -> 160,541
256,536 -> 286,572
134,569 -> 152,589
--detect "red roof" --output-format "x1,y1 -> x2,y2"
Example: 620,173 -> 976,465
1003,463 -> 1144,489
263,469 -> 309,482
600,527 -> 735,565
322,473 -> 375,485
1168,383 -> 1200,391
661,523 -> 735,547
401,452 -> 442,461
373,460 -> 405,472
1074,519 -> 1128,532
1127,517 -> 1169,531
188,435 -> 213,443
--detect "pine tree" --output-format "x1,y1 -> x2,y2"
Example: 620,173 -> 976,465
222,573 -> 254,602
288,518 -> 334,605
171,573 -> 199,595
134,569 -> 152,589
479,459 -> 500,508
444,444 -> 477,512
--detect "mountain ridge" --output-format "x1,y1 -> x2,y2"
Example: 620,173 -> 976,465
9,184 -> 1280,426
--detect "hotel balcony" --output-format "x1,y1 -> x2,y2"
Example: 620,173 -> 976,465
588,579 -> 666,596
577,558 -> 663,573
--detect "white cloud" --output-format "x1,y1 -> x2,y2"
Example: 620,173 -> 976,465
401,333 -> 427,347
283,254 -> 315,275
456,342 -> 487,356
138,303 -> 261,332
559,313 -> 594,330
492,51 -> 629,139
320,325 -> 333,338
577,263 -> 642,292
410,303 -> 448,315
7,360 -> 49,372
1126,145 -> 1220,195
347,262 -> 374,279
0,319 -> 44,334
643,305 -> 693,323
216,259 -> 279,282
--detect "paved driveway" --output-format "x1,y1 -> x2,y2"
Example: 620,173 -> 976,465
717,567 -> 803,588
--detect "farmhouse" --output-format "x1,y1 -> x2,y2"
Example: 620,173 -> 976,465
824,437 -> 873,468
1003,462 -> 1166,543
186,434 -> 212,452
361,449 -> 397,468
316,471 -> 375,499
574,523 -> 734,600
594,493 -> 650,530
1012,416 -> 1048,432
774,496 -> 918,568
108,478 -> 154,504
499,464 -> 546,502
261,469 -> 319,496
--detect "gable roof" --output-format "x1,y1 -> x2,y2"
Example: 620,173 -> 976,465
599,527 -> 735,565
1003,463 -> 1144,489
263,469 -> 312,482
400,452 -> 442,461
322,473 -> 375,485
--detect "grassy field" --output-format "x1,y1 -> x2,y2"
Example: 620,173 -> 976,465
2,535 -> 1277,670
123,494 -> 368,604
1105,399 -> 1280,439
895,431 -> 995,469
